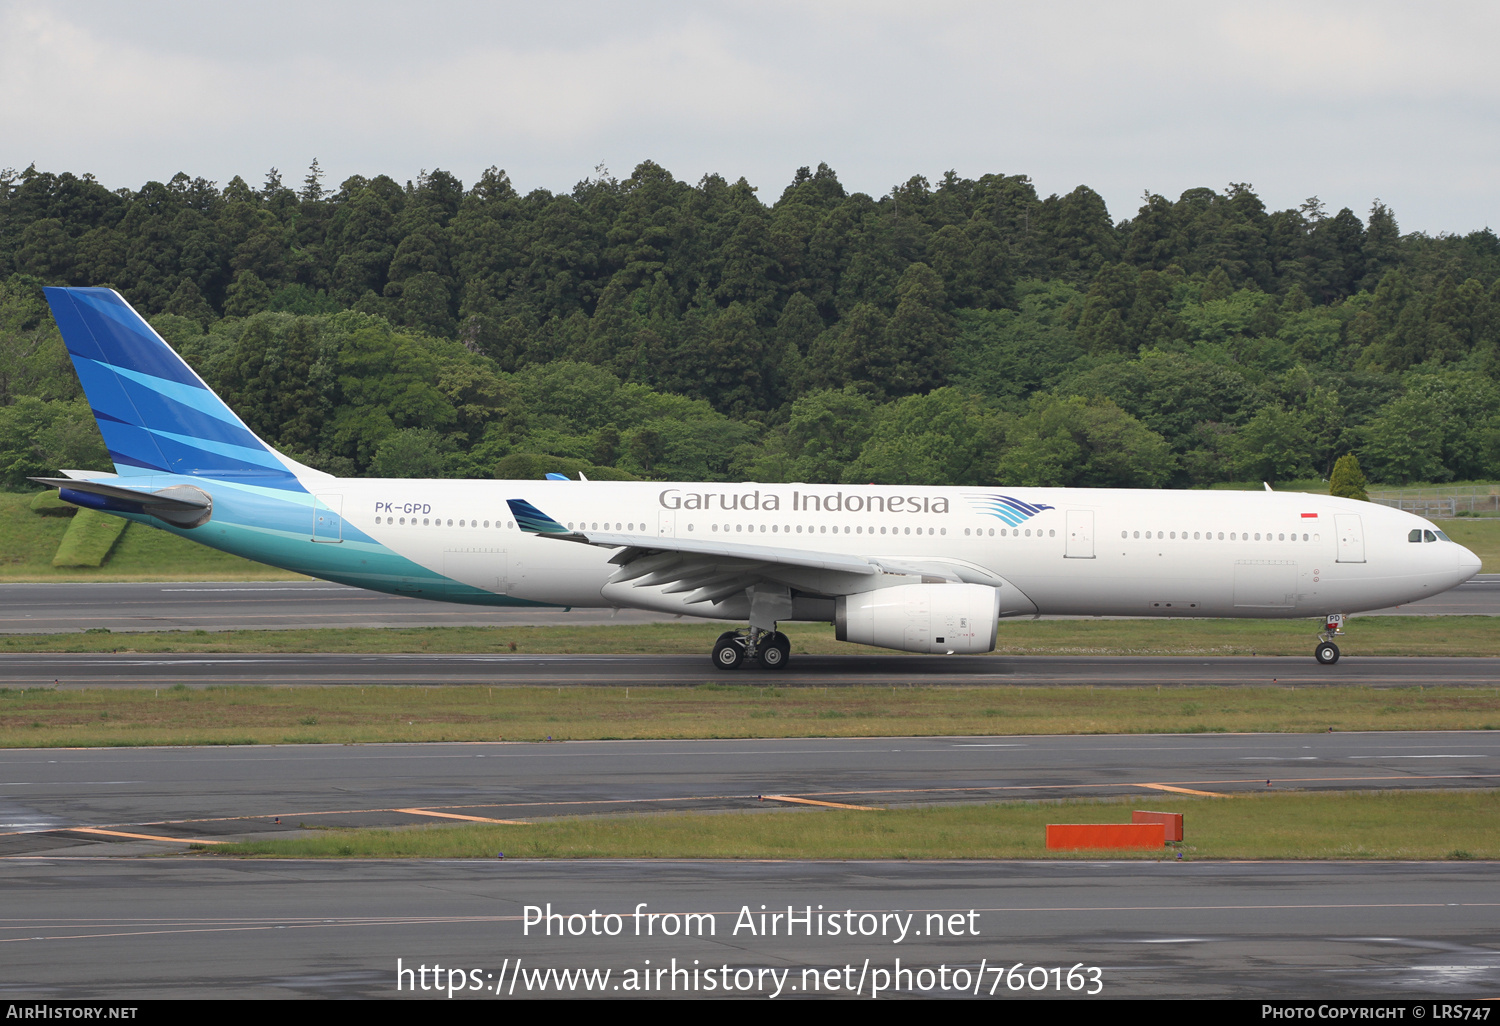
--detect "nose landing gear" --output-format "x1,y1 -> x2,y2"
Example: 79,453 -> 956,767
1315,614 -> 1345,665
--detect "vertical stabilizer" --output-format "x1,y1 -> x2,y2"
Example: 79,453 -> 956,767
43,287 -> 306,489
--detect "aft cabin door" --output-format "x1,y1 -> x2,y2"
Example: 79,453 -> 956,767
1064,510 -> 1095,558
312,494 -> 343,543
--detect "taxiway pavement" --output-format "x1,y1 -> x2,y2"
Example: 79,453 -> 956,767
2,732 -> 1494,859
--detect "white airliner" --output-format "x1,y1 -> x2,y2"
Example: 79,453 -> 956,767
36,287 -> 1481,669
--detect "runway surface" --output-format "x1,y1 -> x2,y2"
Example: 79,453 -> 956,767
3,858 -> 1496,998
1,576 -> 1496,634
3,733 -> 1496,999
3,651 -> 1497,687
2,732 -> 1495,858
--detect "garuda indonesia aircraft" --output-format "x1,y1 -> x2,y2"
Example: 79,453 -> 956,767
37,287 -> 1480,670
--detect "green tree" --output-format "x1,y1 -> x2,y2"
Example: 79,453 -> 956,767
1224,405 -> 1313,484
224,270 -> 272,317
996,395 -> 1174,487
845,388 -> 1004,485
1328,453 -> 1369,501
370,426 -> 455,477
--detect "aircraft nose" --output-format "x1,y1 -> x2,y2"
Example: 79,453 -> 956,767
1457,544 -> 1482,579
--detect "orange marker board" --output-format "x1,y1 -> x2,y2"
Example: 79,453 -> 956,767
1046,823 -> 1166,850
1131,810 -> 1184,842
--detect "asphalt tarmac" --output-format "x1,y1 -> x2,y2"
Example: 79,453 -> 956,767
2,651 -> 1497,687
1,576 -> 1495,634
1,579 -> 1494,1001
2,732 -> 1494,858
3,858 -> 1496,999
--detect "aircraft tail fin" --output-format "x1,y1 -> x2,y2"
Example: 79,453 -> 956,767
43,287 -> 306,490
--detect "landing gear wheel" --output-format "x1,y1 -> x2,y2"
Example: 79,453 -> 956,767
712,632 -> 745,670
1315,641 -> 1340,665
759,632 -> 791,671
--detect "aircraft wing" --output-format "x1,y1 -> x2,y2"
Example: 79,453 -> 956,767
507,498 -> 887,605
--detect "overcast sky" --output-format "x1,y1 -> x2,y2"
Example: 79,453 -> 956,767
3,0 -> 1495,234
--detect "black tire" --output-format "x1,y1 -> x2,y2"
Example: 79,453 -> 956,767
759,633 -> 791,671
1315,642 -> 1340,665
712,636 -> 745,670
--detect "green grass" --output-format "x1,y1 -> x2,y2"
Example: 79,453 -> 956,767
3,682 -> 1497,747
50,508 -> 127,567
207,790 -> 1500,861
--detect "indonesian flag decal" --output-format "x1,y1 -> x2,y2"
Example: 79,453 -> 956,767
1301,512 -> 1319,518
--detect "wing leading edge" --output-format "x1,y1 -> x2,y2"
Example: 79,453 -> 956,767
503,498 -> 1008,610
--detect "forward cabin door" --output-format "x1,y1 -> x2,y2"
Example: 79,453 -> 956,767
1334,514 -> 1366,563
1064,510 -> 1095,558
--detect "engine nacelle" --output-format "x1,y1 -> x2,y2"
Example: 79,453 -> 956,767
835,583 -> 1001,654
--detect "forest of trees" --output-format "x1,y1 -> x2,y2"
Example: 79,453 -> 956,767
2,159 -> 1498,490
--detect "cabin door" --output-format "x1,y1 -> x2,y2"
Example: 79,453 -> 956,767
1334,514 -> 1366,563
312,494 -> 343,543
1064,510 -> 1095,558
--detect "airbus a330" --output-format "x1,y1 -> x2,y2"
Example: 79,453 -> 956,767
35,287 -> 1480,669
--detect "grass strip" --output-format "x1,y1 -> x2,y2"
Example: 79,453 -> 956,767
4,683 -> 1498,747
51,509 -> 127,567
4,616 -> 1500,656
206,790 -> 1500,861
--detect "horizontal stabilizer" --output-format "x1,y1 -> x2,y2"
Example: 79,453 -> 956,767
30,477 -> 212,528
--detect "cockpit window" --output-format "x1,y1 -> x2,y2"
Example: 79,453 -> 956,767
1435,530 -> 1452,542
1409,529 -> 1423,543
1424,530 -> 1438,542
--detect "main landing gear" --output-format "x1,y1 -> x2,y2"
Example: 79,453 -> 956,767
1315,613 -> 1345,665
711,629 -> 791,671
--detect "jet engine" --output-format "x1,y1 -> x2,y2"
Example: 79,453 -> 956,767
835,583 -> 1001,654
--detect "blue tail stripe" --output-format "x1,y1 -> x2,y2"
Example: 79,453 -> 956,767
146,432 -> 289,479
107,363 -> 245,429
106,449 -> 170,474
151,429 -> 292,472
80,361 -> 273,455
69,351 -> 174,472
51,288 -> 205,388
92,409 -> 136,427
